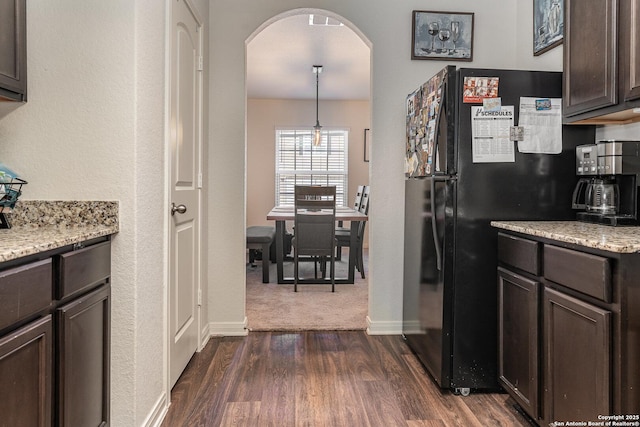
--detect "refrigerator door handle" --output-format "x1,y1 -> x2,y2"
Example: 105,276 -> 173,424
430,177 -> 443,271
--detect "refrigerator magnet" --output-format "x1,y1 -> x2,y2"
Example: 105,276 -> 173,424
510,126 -> 524,141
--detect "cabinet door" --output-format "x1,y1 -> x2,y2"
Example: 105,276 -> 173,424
622,0 -> 640,101
564,0 -> 618,117
57,285 -> 110,427
0,315 -> 52,427
543,288 -> 611,424
0,0 -> 26,101
498,268 -> 540,421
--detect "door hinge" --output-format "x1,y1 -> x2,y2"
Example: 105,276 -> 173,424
198,289 -> 202,306
197,173 -> 203,189
197,56 -> 204,71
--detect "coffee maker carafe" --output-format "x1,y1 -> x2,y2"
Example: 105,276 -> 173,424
572,141 -> 640,226
585,178 -> 619,215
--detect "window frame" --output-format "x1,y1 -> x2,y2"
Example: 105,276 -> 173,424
275,127 -> 349,207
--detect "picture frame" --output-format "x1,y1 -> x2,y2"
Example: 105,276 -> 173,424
533,0 -> 563,56
411,11 -> 474,61
363,128 -> 370,162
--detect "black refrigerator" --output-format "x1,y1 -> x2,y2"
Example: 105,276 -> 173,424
402,67 -> 595,393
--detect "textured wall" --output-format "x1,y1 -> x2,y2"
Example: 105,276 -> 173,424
208,0 -> 557,336
0,0 -> 177,425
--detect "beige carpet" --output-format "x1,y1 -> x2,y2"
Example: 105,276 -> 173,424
246,249 -> 368,331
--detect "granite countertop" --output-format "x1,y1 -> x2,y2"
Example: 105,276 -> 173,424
491,220 -> 640,254
0,201 -> 119,263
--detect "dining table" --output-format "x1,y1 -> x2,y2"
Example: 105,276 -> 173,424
266,206 -> 368,284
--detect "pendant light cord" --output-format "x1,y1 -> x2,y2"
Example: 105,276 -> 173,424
315,70 -> 320,127
313,65 -> 323,146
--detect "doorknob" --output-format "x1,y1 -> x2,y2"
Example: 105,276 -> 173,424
171,203 -> 187,216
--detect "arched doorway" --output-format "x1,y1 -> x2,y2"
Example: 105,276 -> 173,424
245,9 -> 372,330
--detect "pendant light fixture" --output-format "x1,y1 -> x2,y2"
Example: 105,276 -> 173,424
312,65 -> 323,146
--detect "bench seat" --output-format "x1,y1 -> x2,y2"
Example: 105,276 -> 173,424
246,226 -> 275,283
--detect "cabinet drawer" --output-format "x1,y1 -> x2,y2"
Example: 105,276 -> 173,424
498,233 -> 541,275
543,245 -> 611,302
57,242 -> 111,300
0,259 -> 52,331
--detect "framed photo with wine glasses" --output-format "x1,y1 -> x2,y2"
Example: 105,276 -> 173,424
411,11 -> 474,61
533,0 -> 563,56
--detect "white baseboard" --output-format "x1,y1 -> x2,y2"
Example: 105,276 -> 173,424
142,392 -> 169,427
207,317 -> 249,337
199,323 -> 211,350
366,316 -> 403,335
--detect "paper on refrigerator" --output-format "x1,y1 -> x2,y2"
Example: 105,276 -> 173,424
471,106 -> 515,163
517,97 -> 562,154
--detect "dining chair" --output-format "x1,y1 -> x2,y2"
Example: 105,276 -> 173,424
335,185 -> 369,279
292,185 -> 337,292
336,184 -> 364,260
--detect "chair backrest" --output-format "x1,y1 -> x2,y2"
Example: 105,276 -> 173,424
353,185 -> 365,210
294,185 -> 337,211
359,186 -> 370,215
356,186 -> 370,239
294,186 -> 337,256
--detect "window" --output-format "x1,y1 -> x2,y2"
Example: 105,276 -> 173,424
275,128 -> 349,206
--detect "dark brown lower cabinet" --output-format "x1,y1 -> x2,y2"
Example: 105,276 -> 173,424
496,230 -> 639,425
0,237 -> 111,427
543,288 -> 611,425
57,285 -> 110,427
0,315 -> 53,427
498,267 -> 540,421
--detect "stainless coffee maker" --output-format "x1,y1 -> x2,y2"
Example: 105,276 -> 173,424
572,140 -> 640,226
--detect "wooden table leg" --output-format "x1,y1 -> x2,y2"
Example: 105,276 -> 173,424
347,221 -> 359,283
275,220 -> 284,283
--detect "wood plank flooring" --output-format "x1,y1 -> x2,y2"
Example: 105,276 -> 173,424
161,331 -> 534,427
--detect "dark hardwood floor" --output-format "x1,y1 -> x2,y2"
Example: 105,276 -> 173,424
161,331 -> 533,427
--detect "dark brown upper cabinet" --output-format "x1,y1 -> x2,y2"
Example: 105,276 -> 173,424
0,0 -> 27,102
564,0 -> 640,124
622,0 -> 640,101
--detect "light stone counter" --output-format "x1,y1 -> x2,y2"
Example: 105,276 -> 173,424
0,201 -> 119,262
491,220 -> 640,254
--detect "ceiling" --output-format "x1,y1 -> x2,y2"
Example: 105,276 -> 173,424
246,13 -> 371,101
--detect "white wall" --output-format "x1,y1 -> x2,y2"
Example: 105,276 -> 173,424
246,98 -> 370,232
515,1 -> 564,71
209,0 -> 563,336
0,0 -> 209,425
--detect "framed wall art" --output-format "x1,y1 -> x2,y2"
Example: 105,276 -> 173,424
364,128 -> 370,162
533,0 -> 563,55
411,11 -> 474,61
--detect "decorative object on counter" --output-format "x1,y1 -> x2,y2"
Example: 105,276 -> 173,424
411,11 -> 474,61
533,0 -> 564,56
0,164 -> 27,229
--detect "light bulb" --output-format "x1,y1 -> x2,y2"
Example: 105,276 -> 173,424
313,127 -> 322,146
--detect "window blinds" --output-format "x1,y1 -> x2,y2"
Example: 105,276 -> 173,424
275,129 -> 349,206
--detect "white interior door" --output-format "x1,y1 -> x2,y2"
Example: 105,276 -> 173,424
169,0 -> 202,388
